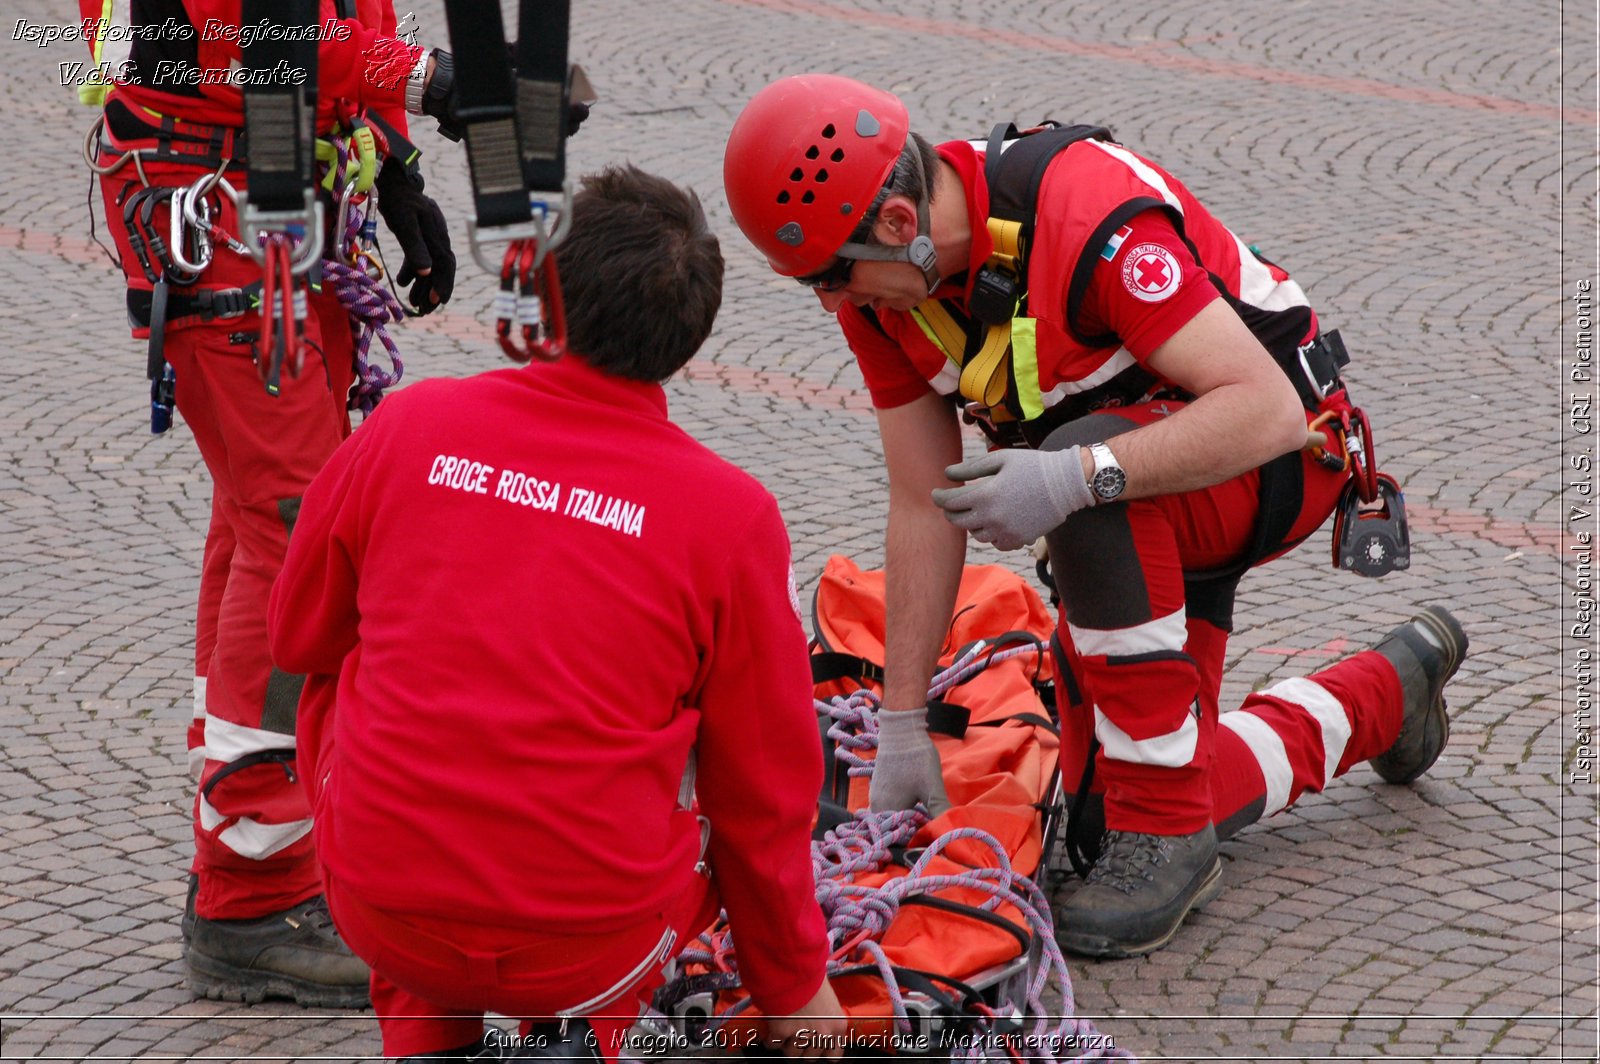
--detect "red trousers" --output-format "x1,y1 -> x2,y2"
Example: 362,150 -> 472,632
1042,402 -> 1404,836
100,158 -> 354,918
326,872 -> 721,1060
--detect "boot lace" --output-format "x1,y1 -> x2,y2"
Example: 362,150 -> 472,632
289,895 -> 342,938
1083,831 -> 1172,895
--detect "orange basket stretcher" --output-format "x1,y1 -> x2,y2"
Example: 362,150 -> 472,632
633,556 -> 1134,1062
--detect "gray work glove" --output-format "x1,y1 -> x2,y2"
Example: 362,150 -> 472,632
930,446 -> 1095,551
869,707 -> 951,817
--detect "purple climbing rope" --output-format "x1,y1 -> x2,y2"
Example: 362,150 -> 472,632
322,133 -> 406,413
657,644 -> 1140,1063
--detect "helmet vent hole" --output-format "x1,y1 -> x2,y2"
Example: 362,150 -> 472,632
815,169 -> 829,182
805,145 -> 820,160
776,190 -> 791,204
789,167 -> 804,182
801,191 -> 815,204
831,148 -> 845,162
821,124 -> 836,139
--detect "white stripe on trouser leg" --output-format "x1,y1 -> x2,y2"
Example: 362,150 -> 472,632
198,714 -> 311,860
204,714 -> 296,761
1068,607 -> 1188,658
198,797 -> 313,859
189,676 -> 209,782
1093,706 -> 1199,767
198,795 -> 312,859
1261,677 -> 1353,786
1219,711 -> 1293,815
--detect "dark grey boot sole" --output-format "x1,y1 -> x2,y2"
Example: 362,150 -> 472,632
187,951 -> 370,1009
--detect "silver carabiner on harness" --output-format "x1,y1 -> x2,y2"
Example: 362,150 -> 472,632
236,187 -> 325,276
466,181 -> 575,277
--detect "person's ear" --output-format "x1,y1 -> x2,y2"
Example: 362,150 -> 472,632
873,195 -> 921,247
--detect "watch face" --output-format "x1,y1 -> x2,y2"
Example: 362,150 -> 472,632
1092,466 -> 1127,501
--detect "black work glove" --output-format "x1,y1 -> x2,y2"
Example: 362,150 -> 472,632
423,48 -> 591,142
373,157 -> 455,316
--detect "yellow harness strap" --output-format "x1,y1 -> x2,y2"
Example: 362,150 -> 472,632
912,216 -> 1031,416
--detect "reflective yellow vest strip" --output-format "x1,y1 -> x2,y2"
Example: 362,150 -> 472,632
79,0 -> 126,107
1010,317 -> 1043,420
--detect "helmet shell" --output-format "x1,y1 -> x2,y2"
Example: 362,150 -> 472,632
724,75 -> 909,276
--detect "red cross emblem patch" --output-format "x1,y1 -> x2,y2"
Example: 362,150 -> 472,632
1121,243 -> 1183,303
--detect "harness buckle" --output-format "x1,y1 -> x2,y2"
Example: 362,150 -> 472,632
202,288 -> 254,320
466,181 -> 575,276
969,262 -> 1020,326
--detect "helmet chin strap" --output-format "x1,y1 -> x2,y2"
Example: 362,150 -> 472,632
835,141 -> 941,294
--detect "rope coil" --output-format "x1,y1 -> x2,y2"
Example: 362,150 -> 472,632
649,647 -> 1136,1062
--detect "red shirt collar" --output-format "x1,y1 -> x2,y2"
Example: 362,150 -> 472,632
931,139 -> 993,305
520,353 -> 670,418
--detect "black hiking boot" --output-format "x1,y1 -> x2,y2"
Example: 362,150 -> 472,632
1056,824 -> 1222,959
1367,606 -> 1468,784
186,893 -> 370,1008
181,873 -> 198,943
512,1021 -> 601,1060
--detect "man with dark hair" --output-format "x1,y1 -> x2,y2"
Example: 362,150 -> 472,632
723,75 -> 1469,960
268,165 -> 846,1062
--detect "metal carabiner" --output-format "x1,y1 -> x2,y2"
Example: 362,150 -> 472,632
466,179 -> 575,276
236,187 -> 325,276
334,176 -> 367,263
167,186 -> 214,276
181,175 -> 251,260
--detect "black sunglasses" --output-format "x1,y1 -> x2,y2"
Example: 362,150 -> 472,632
795,256 -> 856,293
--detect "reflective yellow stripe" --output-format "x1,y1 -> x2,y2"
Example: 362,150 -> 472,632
79,1 -> 124,106
1011,317 -> 1044,420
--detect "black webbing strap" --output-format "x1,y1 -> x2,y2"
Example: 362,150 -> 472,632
810,651 -> 885,686
239,0 -> 319,215
899,894 -> 1032,956
513,0 -> 571,193
442,1 -> 530,229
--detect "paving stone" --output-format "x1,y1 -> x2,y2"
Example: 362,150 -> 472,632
0,0 -> 1594,1060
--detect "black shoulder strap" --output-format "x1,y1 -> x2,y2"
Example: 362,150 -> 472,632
983,122 -> 1113,236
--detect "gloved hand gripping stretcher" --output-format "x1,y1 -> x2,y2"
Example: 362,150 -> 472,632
634,557 -> 1135,1062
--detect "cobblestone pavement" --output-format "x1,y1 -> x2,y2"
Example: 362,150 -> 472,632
0,0 -> 1596,1060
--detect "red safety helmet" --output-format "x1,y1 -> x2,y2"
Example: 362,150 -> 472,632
724,75 -> 910,277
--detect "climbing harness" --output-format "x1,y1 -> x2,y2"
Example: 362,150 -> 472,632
88,0 -> 421,422
441,0 -> 580,362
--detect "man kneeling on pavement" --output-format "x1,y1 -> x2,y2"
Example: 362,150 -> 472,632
722,75 -> 1471,961
269,166 -> 848,1062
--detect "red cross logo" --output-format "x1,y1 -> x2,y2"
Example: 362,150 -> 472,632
1134,256 -> 1170,291
1120,243 -> 1182,303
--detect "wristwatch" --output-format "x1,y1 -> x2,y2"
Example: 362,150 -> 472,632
1087,442 -> 1127,504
